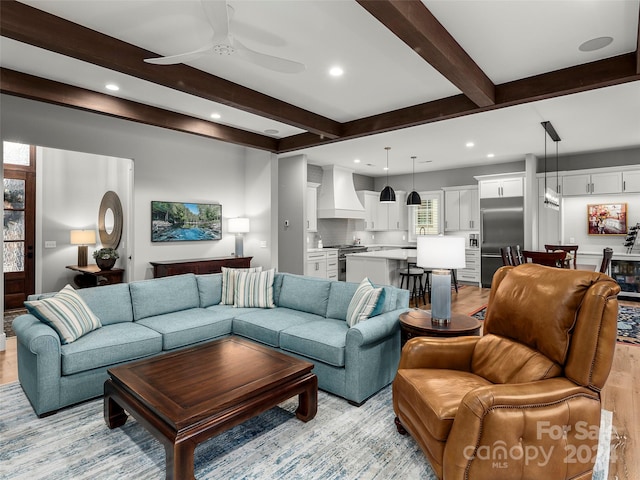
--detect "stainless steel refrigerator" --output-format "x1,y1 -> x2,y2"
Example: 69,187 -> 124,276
480,196 -> 525,287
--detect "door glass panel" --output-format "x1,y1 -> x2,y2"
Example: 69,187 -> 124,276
3,242 -> 24,272
3,141 -> 30,166
4,178 -> 25,209
4,211 -> 25,241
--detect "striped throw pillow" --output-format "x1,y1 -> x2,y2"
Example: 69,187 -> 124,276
24,284 -> 102,344
346,278 -> 383,327
234,269 -> 276,308
220,266 -> 262,305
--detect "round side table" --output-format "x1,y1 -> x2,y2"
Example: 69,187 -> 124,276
399,309 -> 482,346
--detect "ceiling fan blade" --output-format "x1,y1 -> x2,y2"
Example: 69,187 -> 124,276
144,45 -> 213,65
201,0 -> 230,41
233,38 -> 305,74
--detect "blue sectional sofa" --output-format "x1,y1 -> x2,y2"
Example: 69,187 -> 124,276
13,272 -> 409,417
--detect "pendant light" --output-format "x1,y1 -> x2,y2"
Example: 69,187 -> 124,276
379,146 -> 396,203
406,155 -> 422,206
541,121 -> 561,211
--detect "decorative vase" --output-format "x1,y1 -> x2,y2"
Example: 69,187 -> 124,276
96,258 -> 116,270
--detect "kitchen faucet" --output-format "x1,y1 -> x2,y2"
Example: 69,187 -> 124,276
419,227 -> 426,235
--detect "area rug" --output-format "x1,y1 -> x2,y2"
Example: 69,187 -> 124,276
470,304 -> 640,346
0,382 -> 436,480
3,308 -> 25,338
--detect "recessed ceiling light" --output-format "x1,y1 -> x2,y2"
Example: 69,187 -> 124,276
105,83 -> 119,91
465,142 -> 474,148
329,66 -> 344,77
487,153 -> 495,158
383,166 -> 389,171
264,129 -> 279,135
210,113 -> 221,119
353,158 -> 361,163
579,36 -> 613,52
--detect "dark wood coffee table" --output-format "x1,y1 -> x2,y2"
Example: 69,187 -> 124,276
104,336 -> 317,480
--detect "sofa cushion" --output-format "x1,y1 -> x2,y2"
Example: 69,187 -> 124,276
234,269 -> 276,308
61,322 -> 162,375
280,319 -> 349,367
136,307 -> 234,350
232,307 -> 321,347
346,278 -> 384,327
326,281 -> 359,321
220,266 -> 262,305
277,274 -> 331,317
130,274 -> 200,320
196,273 -> 223,307
25,284 -> 102,344
76,283 -> 134,325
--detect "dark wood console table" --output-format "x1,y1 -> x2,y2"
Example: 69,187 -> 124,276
150,256 -> 252,278
66,265 -> 125,288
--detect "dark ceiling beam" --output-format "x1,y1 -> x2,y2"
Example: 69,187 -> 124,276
0,0 -> 342,139
0,68 -> 279,152
279,53 -> 640,152
356,0 -> 495,108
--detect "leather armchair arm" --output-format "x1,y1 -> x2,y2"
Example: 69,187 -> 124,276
398,336 -> 480,371
444,377 -> 602,480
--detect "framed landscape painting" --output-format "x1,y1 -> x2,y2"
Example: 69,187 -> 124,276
587,203 -> 627,235
151,201 -> 222,242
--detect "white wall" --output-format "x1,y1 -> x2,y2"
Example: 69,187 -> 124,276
37,147 -> 133,292
1,94 -> 275,284
562,194 -> 640,255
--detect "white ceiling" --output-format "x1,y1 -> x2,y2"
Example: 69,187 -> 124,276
2,0 -> 640,176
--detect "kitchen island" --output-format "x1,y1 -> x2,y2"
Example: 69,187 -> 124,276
346,248 -> 416,287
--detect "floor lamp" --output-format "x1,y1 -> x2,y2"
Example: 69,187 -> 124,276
416,236 -> 466,324
228,218 -> 250,257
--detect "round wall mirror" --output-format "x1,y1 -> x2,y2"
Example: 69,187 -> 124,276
98,191 -> 123,248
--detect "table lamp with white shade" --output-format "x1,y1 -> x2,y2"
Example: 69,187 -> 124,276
70,229 -> 96,267
416,235 -> 466,324
228,217 -> 250,257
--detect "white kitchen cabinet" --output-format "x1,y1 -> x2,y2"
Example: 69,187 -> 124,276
623,170 -> 640,192
562,171 -> 622,196
306,182 -> 320,232
479,177 -> 523,198
382,190 -> 407,231
326,250 -> 338,280
457,249 -> 480,285
306,251 -> 327,278
305,249 -> 338,279
445,187 -> 479,231
357,190 -> 406,231
357,191 -> 378,231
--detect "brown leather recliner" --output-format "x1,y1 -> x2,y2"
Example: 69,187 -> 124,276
393,263 -> 620,480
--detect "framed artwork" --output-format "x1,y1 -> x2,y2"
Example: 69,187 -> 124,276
587,203 -> 627,235
151,201 -> 221,242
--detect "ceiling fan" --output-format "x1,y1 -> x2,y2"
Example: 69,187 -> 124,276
144,0 -> 305,74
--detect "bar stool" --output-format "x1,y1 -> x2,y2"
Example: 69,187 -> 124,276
400,263 -> 427,307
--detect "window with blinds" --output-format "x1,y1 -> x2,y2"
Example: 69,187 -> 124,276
408,191 -> 443,241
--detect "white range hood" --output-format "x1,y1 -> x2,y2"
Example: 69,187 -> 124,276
317,165 -> 365,219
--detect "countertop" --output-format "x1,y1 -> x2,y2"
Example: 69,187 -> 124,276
346,248 -> 417,260
306,247 -> 339,253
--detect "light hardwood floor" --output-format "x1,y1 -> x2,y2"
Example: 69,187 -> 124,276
1,286 -> 637,478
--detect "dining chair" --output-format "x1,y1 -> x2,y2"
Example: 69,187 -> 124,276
500,246 -> 513,266
512,244 -> 523,265
599,247 -> 614,274
521,250 -> 568,267
544,244 -> 578,268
